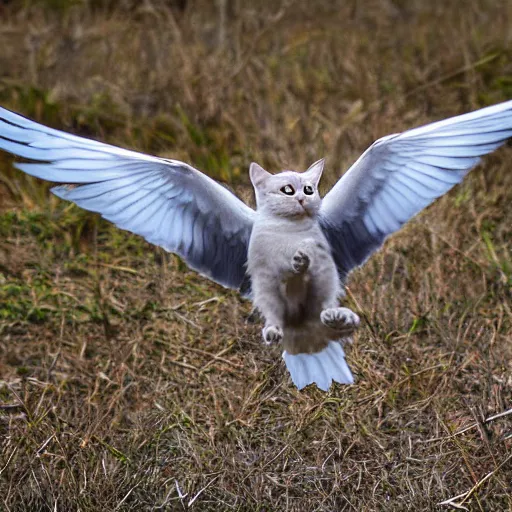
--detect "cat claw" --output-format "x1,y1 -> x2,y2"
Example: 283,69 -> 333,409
262,325 -> 283,345
292,249 -> 310,274
320,307 -> 360,335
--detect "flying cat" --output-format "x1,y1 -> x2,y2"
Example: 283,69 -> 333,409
247,160 -> 360,390
0,100 -> 511,390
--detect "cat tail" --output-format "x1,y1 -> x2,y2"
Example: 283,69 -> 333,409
282,341 -> 354,391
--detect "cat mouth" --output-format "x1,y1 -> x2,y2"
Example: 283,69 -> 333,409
300,205 -> 312,217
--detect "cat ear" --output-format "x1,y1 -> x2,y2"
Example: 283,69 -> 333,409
304,158 -> 325,186
249,162 -> 272,188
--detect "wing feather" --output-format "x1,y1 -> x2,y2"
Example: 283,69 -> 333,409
320,100 -> 512,277
0,107 -> 255,292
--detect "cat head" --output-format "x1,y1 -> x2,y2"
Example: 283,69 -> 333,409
249,159 -> 324,219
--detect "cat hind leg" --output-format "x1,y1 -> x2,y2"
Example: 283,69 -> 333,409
320,307 -> 360,336
262,324 -> 283,345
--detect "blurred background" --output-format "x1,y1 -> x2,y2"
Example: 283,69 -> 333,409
0,1 -> 511,510
1,0 -> 511,199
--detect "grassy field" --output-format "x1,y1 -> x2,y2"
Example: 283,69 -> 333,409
0,0 -> 511,510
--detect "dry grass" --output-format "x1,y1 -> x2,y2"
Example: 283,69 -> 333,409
1,0 -> 512,510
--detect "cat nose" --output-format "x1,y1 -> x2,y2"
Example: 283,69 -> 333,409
298,198 -> 304,205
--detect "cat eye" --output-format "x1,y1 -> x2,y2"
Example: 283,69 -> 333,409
280,185 -> 295,195
303,185 -> 314,195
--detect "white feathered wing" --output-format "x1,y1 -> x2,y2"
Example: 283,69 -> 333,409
320,99 -> 512,279
0,107 -> 255,292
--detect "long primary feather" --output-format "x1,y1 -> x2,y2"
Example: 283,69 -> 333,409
319,100 -> 512,277
0,107 -> 255,292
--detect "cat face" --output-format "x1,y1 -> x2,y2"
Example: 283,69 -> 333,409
249,159 -> 324,219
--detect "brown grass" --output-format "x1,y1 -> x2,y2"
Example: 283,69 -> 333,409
0,0 -> 511,510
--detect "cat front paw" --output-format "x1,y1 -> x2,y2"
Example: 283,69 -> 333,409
321,307 -> 360,335
262,325 -> 283,345
292,249 -> 310,274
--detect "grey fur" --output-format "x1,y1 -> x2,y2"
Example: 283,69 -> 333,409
247,160 -> 360,356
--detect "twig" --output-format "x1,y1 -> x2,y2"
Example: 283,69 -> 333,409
96,263 -> 138,274
192,297 -> 222,309
393,364 -> 446,388
438,493 -> 469,510
47,351 -> 60,381
114,484 -> 140,511
423,406 -> 512,443
171,310 -> 201,330
485,407 -> 512,423
166,359 -> 198,372
175,479 -> 188,503
0,447 -> 17,477
439,453 -> 512,509
199,342 -> 237,374
181,345 -> 243,369
188,475 -> 220,507
36,435 -> 55,456
0,404 -> 24,411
